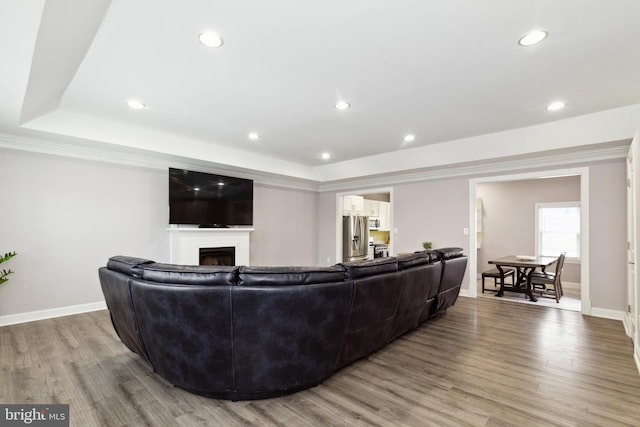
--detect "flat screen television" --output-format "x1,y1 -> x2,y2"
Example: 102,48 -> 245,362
169,168 -> 253,227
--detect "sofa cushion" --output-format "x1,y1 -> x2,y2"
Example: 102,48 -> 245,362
397,252 -> 432,270
237,266 -> 346,286
107,255 -> 155,277
340,257 -> 398,280
417,249 -> 439,262
139,263 -> 238,286
434,247 -> 464,260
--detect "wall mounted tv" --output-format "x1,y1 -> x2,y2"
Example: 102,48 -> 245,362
169,168 -> 253,227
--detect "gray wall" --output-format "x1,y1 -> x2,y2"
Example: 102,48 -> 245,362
252,183 -> 318,266
317,158 -> 627,312
0,148 -> 319,317
0,146 -> 628,318
393,177 -> 469,254
0,149 -> 169,317
589,160 -> 627,310
476,176 -> 581,283
317,191 -> 340,265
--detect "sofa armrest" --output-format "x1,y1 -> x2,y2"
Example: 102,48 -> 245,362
107,255 -> 155,277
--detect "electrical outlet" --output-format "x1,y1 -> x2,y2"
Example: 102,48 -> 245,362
463,227 -> 469,235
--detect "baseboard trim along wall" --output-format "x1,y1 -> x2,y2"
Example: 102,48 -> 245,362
588,307 -> 625,321
462,290 -> 625,322
0,297 -> 626,328
623,313 -> 634,337
0,301 -> 107,327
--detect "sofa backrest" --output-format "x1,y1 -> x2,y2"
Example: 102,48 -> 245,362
139,262 -> 238,286
437,255 -> 467,293
230,281 -> 353,394
433,255 -> 468,316
335,259 -> 403,368
237,265 -> 345,286
396,251 -> 432,270
106,255 -> 154,276
339,257 -> 398,279
434,247 -> 465,260
390,260 -> 443,339
98,267 -> 150,363
129,279 -> 235,394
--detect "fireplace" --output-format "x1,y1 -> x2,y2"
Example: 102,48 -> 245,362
200,247 -> 235,266
168,227 -> 252,266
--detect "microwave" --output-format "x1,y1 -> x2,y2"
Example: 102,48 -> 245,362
368,218 -> 380,229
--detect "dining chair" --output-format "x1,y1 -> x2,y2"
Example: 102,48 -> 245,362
530,253 -> 565,302
481,267 -> 515,293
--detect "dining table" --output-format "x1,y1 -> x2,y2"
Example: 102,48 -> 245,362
488,255 -> 558,302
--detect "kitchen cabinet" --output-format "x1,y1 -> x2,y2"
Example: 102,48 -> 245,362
343,195 -> 364,215
363,199 -> 379,217
378,201 -> 391,231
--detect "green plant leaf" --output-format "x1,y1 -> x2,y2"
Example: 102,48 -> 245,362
0,251 -> 16,284
1,251 -> 17,263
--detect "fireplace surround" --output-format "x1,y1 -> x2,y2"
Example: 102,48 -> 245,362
168,227 -> 252,265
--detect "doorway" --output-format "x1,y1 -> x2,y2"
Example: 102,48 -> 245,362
468,168 -> 590,314
335,187 -> 393,263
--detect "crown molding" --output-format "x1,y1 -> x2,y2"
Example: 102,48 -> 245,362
0,131 -> 629,194
0,132 -> 320,192
317,141 -> 630,192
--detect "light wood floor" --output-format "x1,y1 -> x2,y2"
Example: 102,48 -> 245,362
2,297 -> 639,427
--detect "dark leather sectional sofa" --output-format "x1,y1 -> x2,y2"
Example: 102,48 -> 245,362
98,247 -> 467,400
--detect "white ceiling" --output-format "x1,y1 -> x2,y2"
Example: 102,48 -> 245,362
1,0 -> 640,182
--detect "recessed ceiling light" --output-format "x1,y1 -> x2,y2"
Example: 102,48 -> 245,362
518,30 -> 548,46
248,132 -> 260,140
198,31 -> 224,48
335,101 -> 350,110
403,134 -> 416,143
127,99 -> 146,110
321,152 -> 331,160
547,101 -> 565,111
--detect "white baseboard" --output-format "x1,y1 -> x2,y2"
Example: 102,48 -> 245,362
623,313 -> 634,337
0,301 -> 107,327
462,293 -> 622,318
562,281 -> 581,290
589,306 -> 625,321
635,342 -> 640,376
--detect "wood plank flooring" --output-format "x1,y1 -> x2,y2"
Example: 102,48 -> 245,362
477,279 -> 582,312
1,297 -> 639,426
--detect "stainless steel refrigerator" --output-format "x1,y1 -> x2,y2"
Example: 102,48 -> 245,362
343,215 -> 369,262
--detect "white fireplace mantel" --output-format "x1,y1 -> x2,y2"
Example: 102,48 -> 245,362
168,227 -> 253,266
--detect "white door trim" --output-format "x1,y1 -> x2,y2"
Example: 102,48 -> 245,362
626,130 -> 640,374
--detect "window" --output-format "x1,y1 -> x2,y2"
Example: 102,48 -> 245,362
535,202 -> 580,260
